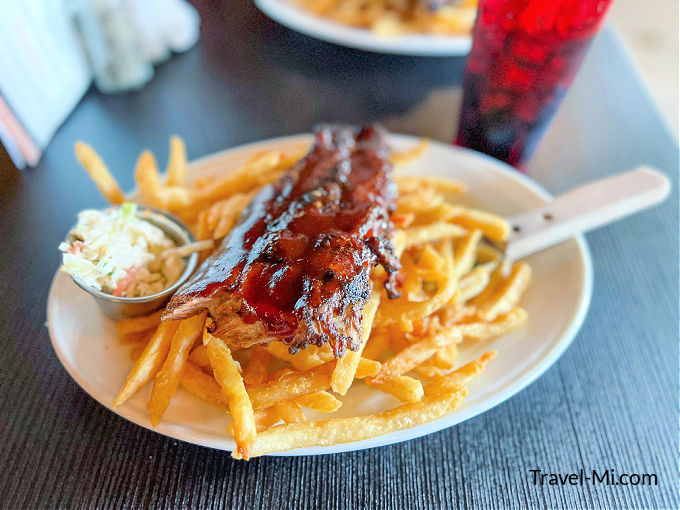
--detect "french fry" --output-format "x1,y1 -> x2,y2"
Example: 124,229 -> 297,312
396,188 -> 445,216
242,347 -> 271,385
112,320 -> 180,408
413,361 -> 446,381
188,344 -> 211,373
473,262 -> 531,321
440,304 -> 478,325
467,261 -> 506,309
195,210 -> 211,241
212,193 -> 254,239
400,222 -> 467,248
180,362 -> 229,407
453,230 -> 482,279
419,243 -> 446,270
158,186 -> 193,210
74,141 -> 125,205
119,329 -> 154,345
376,240 -> 457,325
390,329 -> 410,352
295,391 -> 342,413
115,309 -> 164,336
390,230 -> 407,257
409,203 -> 459,226
396,175 -> 466,195
362,329 -> 390,360
278,146 -> 310,168
194,151 -> 285,204
426,351 -> 497,396
204,329 -> 256,459
409,315 -> 439,337
354,358 -> 381,378
264,342 -> 325,371
183,363 -> 342,424
189,148 -> 286,180
449,208 -> 510,242
245,391 -> 343,428
254,407 -> 282,431
432,342 -> 458,370
130,334 -> 153,361
147,313 -> 206,426
178,186 -> 258,225
275,401 -> 307,424
457,262 -> 497,303
476,242 -> 503,263
459,308 -> 528,342
389,139 -> 430,167
367,375 -> 424,403
166,135 -> 187,186
316,343 -> 335,362
247,361 -> 336,410
368,325 -> 463,384
391,212 -> 415,230
253,393 -> 342,426
237,375 -> 468,458
196,192 -> 254,240
381,273 -> 453,322
400,319 -> 416,333
135,150 -> 192,210
162,239 -> 214,259
134,150 -> 164,208
267,367 -> 297,381
182,363 -> 342,421
331,292 -> 380,394
192,175 -> 215,188
254,357 -> 374,412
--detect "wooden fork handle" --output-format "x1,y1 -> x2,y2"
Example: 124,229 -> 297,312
503,166 -> 671,260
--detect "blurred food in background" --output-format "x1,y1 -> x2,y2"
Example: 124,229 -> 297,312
293,0 -> 478,36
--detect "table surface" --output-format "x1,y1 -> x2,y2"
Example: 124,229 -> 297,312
0,2 -> 677,508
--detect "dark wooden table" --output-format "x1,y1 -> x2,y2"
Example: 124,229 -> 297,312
1,2 -> 677,508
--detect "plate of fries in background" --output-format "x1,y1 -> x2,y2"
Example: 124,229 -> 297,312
255,0 -> 476,56
47,133 -> 591,458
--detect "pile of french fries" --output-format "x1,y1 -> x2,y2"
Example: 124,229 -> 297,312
293,0 -> 478,37
75,135 -> 530,459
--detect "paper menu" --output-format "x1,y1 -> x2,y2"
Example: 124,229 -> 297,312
0,0 -> 91,163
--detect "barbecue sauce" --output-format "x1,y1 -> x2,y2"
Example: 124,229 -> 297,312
167,125 -> 400,356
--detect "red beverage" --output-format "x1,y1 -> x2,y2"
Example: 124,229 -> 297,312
456,0 -> 613,169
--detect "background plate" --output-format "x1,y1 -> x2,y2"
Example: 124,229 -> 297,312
47,134 -> 592,456
255,0 -> 472,56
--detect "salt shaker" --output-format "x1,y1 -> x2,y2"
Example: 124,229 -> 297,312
73,0 -> 153,93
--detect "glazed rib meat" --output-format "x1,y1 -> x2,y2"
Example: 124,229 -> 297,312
163,125 -> 400,357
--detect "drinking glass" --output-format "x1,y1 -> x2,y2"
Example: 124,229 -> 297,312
456,0 -> 614,169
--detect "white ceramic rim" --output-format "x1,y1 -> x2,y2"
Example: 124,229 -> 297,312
254,0 -> 472,56
47,134 -> 593,456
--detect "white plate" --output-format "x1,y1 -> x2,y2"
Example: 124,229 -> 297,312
47,134 -> 592,456
255,0 -> 472,56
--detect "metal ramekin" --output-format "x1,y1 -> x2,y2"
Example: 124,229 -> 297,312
67,207 -> 198,321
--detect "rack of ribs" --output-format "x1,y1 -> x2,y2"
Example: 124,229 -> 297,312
163,125 -> 401,357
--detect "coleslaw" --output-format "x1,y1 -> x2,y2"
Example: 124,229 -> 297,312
59,204 -> 185,297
